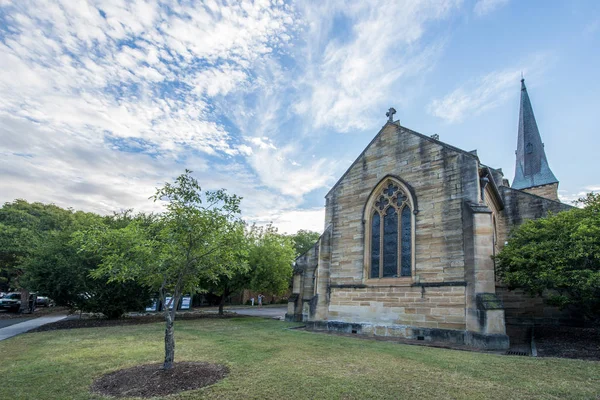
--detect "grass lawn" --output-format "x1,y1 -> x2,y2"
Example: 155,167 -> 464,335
1,318 -> 599,400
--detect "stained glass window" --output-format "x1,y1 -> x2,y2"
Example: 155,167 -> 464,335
370,212 -> 380,279
401,206 -> 412,276
396,192 -> 407,205
383,207 -> 398,277
368,180 -> 413,279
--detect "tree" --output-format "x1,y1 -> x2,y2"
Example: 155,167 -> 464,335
0,200 -> 74,312
208,224 -> 295,315
289,229 -> 321,257
495,193 -> 600,320
28,211 -> 153,319
86,170 -> 246,369
248,224 -> 295,296
0,202 -> 153,319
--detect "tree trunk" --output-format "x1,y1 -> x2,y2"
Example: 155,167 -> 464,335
163,309 -> 175,370
162,292 -> 180,370
218,289 -> 230,316
20,290 -> 31,314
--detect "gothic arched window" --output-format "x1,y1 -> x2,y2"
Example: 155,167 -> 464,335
366,179 -> 415,279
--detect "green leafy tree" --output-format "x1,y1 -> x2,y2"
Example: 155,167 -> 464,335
28,211 -> 153,319
289,229 -> 321,257
206,225 -> 248,315
248,224 -> 296,296
0,200 -> 74,311
0,201 -> 152,318
86,170 -> 246,369
495,193 -> 600,320
209,224 -> 295,314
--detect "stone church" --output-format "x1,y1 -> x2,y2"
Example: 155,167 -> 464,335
286,79 -> 571,350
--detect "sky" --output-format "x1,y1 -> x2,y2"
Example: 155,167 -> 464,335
0,0 -> 599,234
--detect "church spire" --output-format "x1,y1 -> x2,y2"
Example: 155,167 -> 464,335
511,79 -> 558,190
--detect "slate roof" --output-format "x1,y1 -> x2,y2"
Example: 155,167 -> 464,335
512,79 -> 558,189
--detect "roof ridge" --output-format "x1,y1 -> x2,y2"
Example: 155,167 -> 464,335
325,122 -> 478,198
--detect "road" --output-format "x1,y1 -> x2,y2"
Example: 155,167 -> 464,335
227,306 -> 287,319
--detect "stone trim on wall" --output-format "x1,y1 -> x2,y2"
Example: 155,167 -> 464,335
305,320 -> 509,350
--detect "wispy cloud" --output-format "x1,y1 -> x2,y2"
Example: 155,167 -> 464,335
0,0 -> 309,226
0,0 -> 297,156
473,0 -> 509,17
292,0 -> 461,133
427,55 -> 549,123
427,69 -> 518,123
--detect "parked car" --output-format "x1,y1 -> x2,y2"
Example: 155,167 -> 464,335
36,296 -> 53,307
0,292 -> 21,312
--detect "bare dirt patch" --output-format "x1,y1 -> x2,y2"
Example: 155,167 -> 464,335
535,326 -> 600,361
91,362 -> 228,398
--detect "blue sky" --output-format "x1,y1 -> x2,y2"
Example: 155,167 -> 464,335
0,0 -> 598,233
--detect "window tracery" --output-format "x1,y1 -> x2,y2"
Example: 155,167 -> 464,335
367,179 -> 414,279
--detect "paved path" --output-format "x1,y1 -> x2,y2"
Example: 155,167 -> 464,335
0,313 -> 68,341
0,317 -> 35,329
227,306 -> 287,319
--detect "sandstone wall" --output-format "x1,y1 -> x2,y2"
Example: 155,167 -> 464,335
496,186 -> 571,246
319,123 -> 482,332
495,286 -> 568,325
521,182 -> 559,201
287,243 -> 319,320
328,286 -> 466,331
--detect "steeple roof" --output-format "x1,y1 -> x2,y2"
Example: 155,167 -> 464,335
512,79 -> 558,190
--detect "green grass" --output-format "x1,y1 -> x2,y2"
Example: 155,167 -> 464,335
1,318 -> 599,400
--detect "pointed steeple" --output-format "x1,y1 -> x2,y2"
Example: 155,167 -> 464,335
512,79 -> 558,190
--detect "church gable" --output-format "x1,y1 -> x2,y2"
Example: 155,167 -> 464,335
324,122 -> 481,286
326,122 -> 480,200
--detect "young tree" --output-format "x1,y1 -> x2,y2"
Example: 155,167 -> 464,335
208,224 -> 295,314
495,193 -> 600,320
86,171 -> 246,369
289,229 -> 321,257
247,224 -> 296,297
206,230 -> 248,315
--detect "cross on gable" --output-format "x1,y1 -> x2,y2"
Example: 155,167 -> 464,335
386,107 -> 396,122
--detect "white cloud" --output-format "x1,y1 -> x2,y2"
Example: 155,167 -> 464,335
427,69 -> 518,123
428,55 -> 549,123
293,0 -> 460,133
248,137 -> 277,150
2,0 -> 513,235
473,0 -> 509,17
558,190 -> 589,207
248,144 -> 334,197
0,0 -> 297,157
0,0 -> 329,233
248,207 -> 326,235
